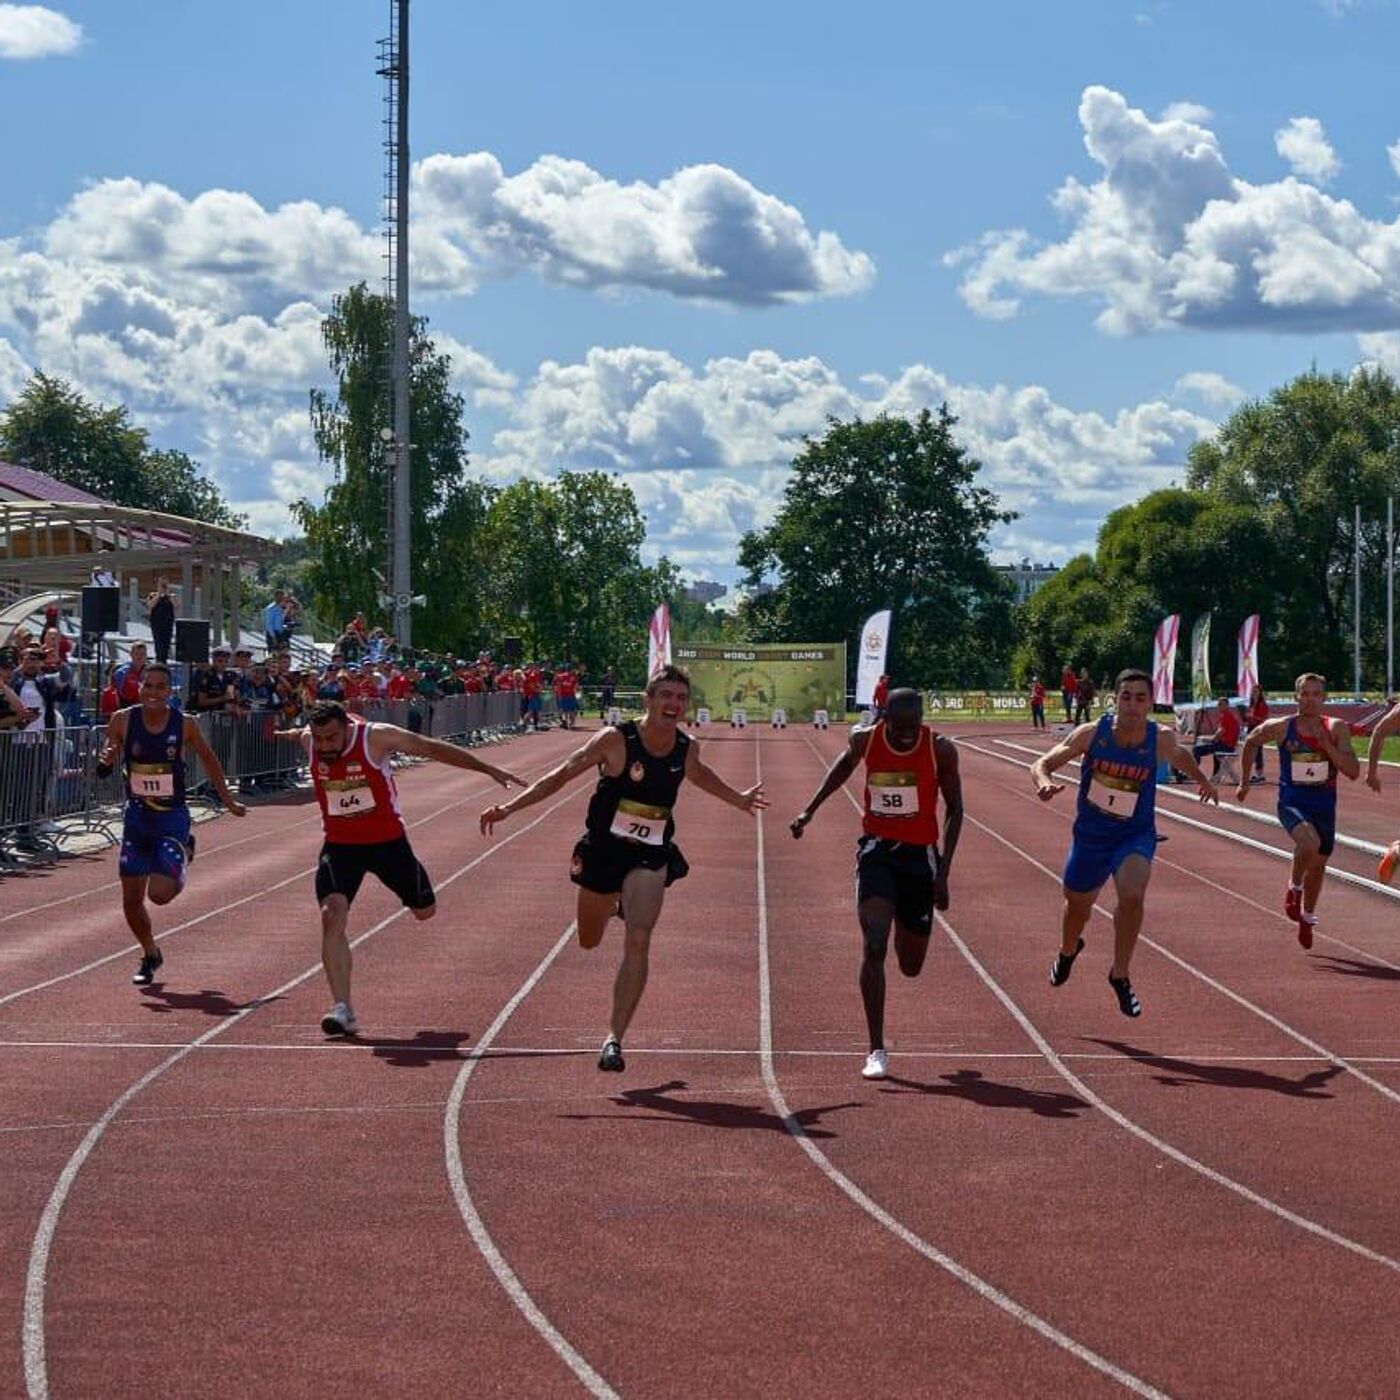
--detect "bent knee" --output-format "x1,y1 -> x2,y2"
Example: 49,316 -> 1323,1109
411,902 -> 436,922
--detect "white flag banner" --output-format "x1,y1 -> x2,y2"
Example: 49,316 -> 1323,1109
647,603 -> 672,680
1237,614 -> 1261,700
854,609 -> 892,706
1151,614 -> 1180,706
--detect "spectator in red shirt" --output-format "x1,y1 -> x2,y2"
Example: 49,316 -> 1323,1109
872,674 -> 890,713
1193,696 -> 1241,776
522,664 -> 543,729
1029,675 -> 1047,729
99,664 -> 120,720
1245,684 -> 1269,783
387,667 -> 411,701
1060,664 -> 1077,722
554,664 -> 579,729
114,642 -> 148,705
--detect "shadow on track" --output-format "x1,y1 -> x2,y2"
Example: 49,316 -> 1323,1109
561,1078 -> 861,1139
140,986 -> 274,1018
1310,955 -> 1400,983
1087,1039 -> 1345,1098
878,1068 -> 1087,1119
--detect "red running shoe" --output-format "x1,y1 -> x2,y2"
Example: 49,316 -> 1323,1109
1284,885 -> 1301,921
1378,842 -> 1400,886
1297,915 -> 1315,951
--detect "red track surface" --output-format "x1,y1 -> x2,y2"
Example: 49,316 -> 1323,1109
3,721 -> 1400,1397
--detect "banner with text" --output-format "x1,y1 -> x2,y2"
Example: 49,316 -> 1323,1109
1152,614 -> 1180,706
674,643 -> 846,722
1190,613 -> 1212,701
854,609 -> 892,706
1236,614 -> 1261,701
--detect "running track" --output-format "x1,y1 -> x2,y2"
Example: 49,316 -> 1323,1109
3,721 -> 1400,1397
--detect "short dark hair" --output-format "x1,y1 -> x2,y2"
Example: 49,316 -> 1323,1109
143,662 -> 173,681
645,664 -> 691,696
308,701 -> 349,728
1114,668 -> 1152,692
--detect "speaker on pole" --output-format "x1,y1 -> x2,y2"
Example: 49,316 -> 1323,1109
175,617 -> 210,664
80,586 -> 120,635
502,635 -> 523,663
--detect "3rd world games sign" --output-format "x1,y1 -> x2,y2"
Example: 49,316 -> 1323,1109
673,643 -> 846,722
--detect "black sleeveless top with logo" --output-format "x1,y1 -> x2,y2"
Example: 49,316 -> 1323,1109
586,720 -> 690,850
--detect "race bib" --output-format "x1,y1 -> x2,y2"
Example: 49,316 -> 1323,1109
1087,773 -> 1140,820
868,770 -> 920,817
610,798 -> 669,846
1292,752 -> 1329,785
327,782 -> 377,817
130,767 -> 175,799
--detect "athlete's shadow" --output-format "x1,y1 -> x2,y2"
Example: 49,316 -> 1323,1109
356,1030 -> 474,1067
562,1078 -> 860,1139
1309,955 -> 1400,982
1087,1039 -> 1344,1098
879,1069 -> 1087,1119
139,986 -> 267,1018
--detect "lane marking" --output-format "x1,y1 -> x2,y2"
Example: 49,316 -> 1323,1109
21,784 -> 586,1400
761,734 -> 1170,1396
443,922 -> 618,1400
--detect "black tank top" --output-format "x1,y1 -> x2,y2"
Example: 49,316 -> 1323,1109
586,720 -> 689,848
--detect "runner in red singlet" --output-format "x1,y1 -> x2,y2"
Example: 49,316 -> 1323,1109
790,689 -> 963,1080
282,701 -> 523,1036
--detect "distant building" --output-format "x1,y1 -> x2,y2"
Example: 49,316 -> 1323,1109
996,561 -> 1059,603
684,580 -> 727,605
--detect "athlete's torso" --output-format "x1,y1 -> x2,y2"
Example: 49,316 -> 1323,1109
310,721 -> 406,844
1075,714 -> 1157,836
585,720 -> 689,849
123,704 -> 187,813
1277,715 -> 1338,803
861,721 -> 940,846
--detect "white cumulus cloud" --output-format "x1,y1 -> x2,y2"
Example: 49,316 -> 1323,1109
1275,116 -> 1341,183
0,4 -> 80,59
1173,371 -> 1245,408
950,86 -> 1400,334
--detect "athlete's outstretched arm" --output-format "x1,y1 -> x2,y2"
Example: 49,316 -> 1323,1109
1236,716 -> 1289,802
1029,723 -> 1096,800
933,737 -> 963,908
479,728 -> 621,835
182,716 -> 247,817
684,739 -> 769,813
790,730 -> 870,837
1159,728 -> 1218,804
368,724 -> 523,788
1365,703 -> 1400,790
95,709 -> 127,775
1322,717 -> 1361,781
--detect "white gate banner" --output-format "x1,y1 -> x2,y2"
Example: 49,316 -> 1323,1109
854,609 -> 892,706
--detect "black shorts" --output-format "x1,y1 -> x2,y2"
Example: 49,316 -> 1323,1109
570,832 -> 689,896
855,836 -> 939,936
315,837 -> 435,910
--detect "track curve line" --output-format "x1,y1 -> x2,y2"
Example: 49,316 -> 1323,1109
20,786 -> 585,1400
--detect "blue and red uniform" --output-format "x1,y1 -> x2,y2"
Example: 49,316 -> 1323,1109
1063,714 -> 1158,893
1277,716 -> 1338,856
118,705 -> 192,885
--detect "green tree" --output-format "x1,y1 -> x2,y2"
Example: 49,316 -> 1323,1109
0,372 -> 245,527
292,283 -> 492,651
738,409 -> 1015,687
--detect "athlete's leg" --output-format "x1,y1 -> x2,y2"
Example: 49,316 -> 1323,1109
1288,821 -> 1323,911
120,875 -> 155,953
894,922 -> 930,977
1060,886 -> 1097,956
858,895 -> 897,1051
1109,854 -> 1152,978
609,866 -> 667,1041
576,887 -> 617,949
319,894 -> 353,1005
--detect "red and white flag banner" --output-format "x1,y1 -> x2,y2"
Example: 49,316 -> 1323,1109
647,603 -> 672,680
1152,614 -> 1180,706
1237,614 -> 1261,701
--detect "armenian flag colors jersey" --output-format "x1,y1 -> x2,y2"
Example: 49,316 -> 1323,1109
1278,717 -> 1338,805
309,721 -> 406,845
861,721 -> 939,846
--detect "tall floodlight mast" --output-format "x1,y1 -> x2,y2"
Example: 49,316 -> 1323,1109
377,0 -> 413,644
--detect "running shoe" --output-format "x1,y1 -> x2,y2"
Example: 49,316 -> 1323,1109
1378,842 -> 1400,886
861,1049 -> 889,1080
1297,914 -> 1316,951
320,1002 -> 359,1037
131,950 -> 163,986
598,1038 -> 625,1072
1284,885 -> 1302,921
1108,973 -> 1142,1018
1050,936 -> 1085,987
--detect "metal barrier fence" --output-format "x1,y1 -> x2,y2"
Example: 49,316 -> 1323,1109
0,688 -> 543,868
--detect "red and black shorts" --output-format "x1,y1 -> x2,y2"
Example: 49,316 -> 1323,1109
569,832 -> 689,896
315,836 -> 435,910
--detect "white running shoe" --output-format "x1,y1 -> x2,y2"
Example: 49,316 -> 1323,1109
862,1048 -> 889,1080
320,1002 -> 359,1037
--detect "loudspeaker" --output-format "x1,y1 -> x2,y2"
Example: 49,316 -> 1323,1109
81,586 -> 120,635
502,635 -> 523,663
175,617 -> 210,664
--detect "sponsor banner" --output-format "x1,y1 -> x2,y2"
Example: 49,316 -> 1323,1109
674,641 -> 845,722
1152,614 -> 1181,706
1190,614 -> 1212,701
1237,614 -> 1261,700
854,609 -> 892,706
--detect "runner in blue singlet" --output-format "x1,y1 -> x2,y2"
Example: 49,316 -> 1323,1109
1238,672 -> 1358,949
1031,668 -> 1218,1017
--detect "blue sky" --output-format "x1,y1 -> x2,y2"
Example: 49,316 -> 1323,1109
4,0 -> 1400,578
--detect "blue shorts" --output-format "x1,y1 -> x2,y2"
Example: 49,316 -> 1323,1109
1063,827 -> 1156,895
1278,800 -> 1336,857
120,805 -> 193,884
558,695 -> 579,712
527,694 -> 542,713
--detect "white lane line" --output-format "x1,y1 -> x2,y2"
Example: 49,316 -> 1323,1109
934,909 -> 1400,1278
0,751 -> 568,1011
797,730 -> 1400,1278
762,736 -> 1170,1397
21,784 -> 585,1400
442,922 -> 618,1400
